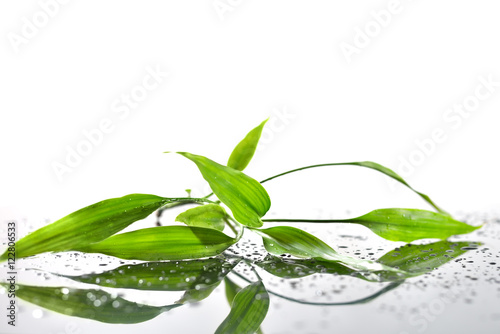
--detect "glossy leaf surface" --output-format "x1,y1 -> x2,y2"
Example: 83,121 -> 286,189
341,208 -> 480,242
74,226 -> 235,261
256,226 -> 404,276
0,194 -> 168,261
176,204 -> 227,231
176,282 -> 220,304
257,240 -> 480,282
177,152 -> 271,227
215,280 -> 269,334
377,240 -> 481,276
1,283 -> 179,324
65,257 -> 239,290
227,119 -> 268,171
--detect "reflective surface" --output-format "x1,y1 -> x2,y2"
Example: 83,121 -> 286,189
1,212 -> 499,334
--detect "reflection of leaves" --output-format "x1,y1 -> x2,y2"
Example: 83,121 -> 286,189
256,226 -> 403,277
0,283 -> 180,324
377,240 -> 481,277
224,277 -> 242,305
65,257 -> 239,291
176,282 -> 220,304
216,279 -> 269,334
256,240 -> 481,282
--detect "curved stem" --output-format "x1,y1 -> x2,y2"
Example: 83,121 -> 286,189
259,162 -> 445,214
231,270 -> 403,306
163,197 -> 218,205
262,218 -> 347,223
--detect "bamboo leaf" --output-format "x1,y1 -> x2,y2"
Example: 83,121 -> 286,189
223,278 -> 266,334
339,208 -> 480,242
177,152 -> 271,228
73,226 -> 236,261
256,226 -> 339,259
227,119 -> 268,171
224,277 -> 242,306
255,226 -> 404,276
176,204 -> 227,231
215,280 -> 269,334
65,257 -> 239,290
260,161 -> 446,214
256,240 -> 481,282
256,255 -> 354,279
0,283 -> 180,324
176,282 -> 220,304
377,240 -> 482,277
0,194 -> 168,262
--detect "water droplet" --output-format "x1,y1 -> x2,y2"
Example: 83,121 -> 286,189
32,309 -> 43,319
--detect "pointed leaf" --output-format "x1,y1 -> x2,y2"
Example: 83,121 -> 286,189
255,226 -> 404,275
224,277 -> 242,306
73,226 -> 236,261
177,152 -> 271,227
227,119 -> 268,171
256,240 -> 481,283
0,194 -> 168,262
65,257 -> 239,290
377,240 -> 482,277
340,208 -> 480,242
215,280 -> 269,334
176,204 -> 227,231
255,255 -> 353,279
176,282 -> 221,304
0,283 -> 180,324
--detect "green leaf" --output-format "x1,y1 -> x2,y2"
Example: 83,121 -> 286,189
338,208 -> 480,242
224,277 -> 242,306
256,255 -> 354,279
176,282 -> 220,304
65,257 -> 239,290
255,226 -> 404,276
260,161 -> 446,214
0,283 -> 180,324
215,280 -> 269,334
227,119 -> 268,171
257,239 -> 481,283
177,152 -> 271,228
377,240 -> 482,277
0,194 -> 168,262
256,226 -> 338,259
73,226 -> 236,261
176,204 -> 227,231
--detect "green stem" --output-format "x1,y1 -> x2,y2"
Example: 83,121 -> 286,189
259,162 -> 445,214
164,197 -> 218,205
262,218 -> 347,223
225,218 -> 238,236
231,270 -> 403,306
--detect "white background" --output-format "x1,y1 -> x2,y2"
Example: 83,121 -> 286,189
1,1 -> 500,333
1,0 -> 500,221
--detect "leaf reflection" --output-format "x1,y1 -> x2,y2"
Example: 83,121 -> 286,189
2,240 -> 480,329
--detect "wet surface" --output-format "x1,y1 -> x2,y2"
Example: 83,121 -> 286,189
1,212 -> 499,334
